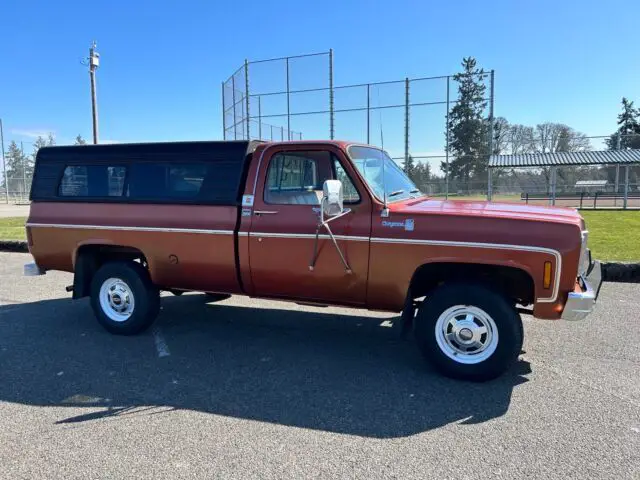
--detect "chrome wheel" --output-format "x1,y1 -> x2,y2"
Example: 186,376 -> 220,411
99,277 -> 135,322
434,305 -> 499,364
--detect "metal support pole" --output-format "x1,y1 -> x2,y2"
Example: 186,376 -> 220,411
231,76 -> 237,140
624,165 -> 629,210
286,57 -> 291,141
0,119 -> 8,203
487,70 -> 495,201
240,89 -> 245,139
404,78 -> 410,172
366,84 -> 370,145
614,163 -> 620,206
270,124 -> 273,141
244,59 -> 250,140
550,167 -> 557,206
221,82 -> 226,140
488,168 -> 493,202
445,76 -> 450,200
89,42 -> 99,144
281,126 -> 284,141
258,96 -> 262,140
329,48 -> 334,140
21,141 -> 26,200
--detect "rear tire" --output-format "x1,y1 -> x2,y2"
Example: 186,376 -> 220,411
414,283 -> 523,382
90,261 -> 160,335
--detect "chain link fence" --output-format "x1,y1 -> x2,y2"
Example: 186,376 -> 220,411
1,139 -> 39,204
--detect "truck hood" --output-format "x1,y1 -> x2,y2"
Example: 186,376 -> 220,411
392,198 -> 583,226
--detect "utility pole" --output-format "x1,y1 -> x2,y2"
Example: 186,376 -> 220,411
88,41 -> 100,144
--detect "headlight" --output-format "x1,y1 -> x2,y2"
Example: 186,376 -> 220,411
578,230 -> 590,276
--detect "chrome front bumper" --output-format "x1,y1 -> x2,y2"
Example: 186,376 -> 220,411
24,262 -> 46,276
561,260 -> 602,321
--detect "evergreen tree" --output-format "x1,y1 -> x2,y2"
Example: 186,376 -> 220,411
4,141 -> 29,192
404,154 -> 416,178
74,134 -> 87,145
442,57 -> 488,191
606,97 -> 640,150
405,160 -> 432,192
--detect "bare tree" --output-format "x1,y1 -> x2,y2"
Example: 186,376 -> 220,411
508,124 -> 535,154
533,123 -> 591,153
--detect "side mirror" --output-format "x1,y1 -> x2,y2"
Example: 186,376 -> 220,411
322,179 -> 344,217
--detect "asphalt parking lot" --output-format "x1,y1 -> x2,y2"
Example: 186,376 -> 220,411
0,252 -> 638,479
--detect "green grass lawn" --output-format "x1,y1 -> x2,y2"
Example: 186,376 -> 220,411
1,211 -> 639,261
580,211 -> 640,262
0,217 -> 27,241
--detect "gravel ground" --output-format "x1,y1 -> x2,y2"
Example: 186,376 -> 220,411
0,252 -> 638,479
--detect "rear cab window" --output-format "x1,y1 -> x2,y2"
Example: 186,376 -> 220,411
59,165 -> 126,197
127,163 -> 208,199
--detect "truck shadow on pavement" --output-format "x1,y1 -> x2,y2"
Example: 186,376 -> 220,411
0,295 -> 531,438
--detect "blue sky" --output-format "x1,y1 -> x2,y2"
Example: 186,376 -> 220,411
1,0 -> 638,158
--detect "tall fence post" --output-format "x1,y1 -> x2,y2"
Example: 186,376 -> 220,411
445,76 -> 450,200
329,48 -> 334,140
258,96 -> 262,140
366,83 -> 370,145
281,126 -> 284,141
0,118 -> 8,203
404,78 -> 410,171
221,82 -> 226,140
286,57 -> 291,141
21,141 -> 26,201
487,70 -> 495,201
231,76 -> 237,140
244,59 -> 250,140
624,165 -> 630,210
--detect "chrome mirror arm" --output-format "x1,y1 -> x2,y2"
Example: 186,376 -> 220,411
309,198 -> 352,274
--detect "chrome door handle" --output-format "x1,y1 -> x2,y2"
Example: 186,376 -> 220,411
254,210 -> 278,215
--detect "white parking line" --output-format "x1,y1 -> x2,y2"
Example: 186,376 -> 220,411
152,326 -> 170,358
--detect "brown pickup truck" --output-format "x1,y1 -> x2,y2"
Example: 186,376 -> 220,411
23,140 -> 602,381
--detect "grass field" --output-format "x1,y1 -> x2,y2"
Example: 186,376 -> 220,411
1,211 -> 639,261
0,217 -> 28,241
580,211 -> 640,262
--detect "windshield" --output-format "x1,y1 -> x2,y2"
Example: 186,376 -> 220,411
348,146 -> 422,203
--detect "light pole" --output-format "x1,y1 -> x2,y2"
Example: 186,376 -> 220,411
88,41 -> 100,144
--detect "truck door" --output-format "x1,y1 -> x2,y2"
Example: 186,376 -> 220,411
248,145 -> 371,305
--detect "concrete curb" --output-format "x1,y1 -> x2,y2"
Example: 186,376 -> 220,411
0,240 -> 639,283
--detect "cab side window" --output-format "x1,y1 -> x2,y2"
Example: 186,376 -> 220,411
265,152 -> 325,205
264,150 -> 360,205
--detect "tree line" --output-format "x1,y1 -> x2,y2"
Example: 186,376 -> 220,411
402,56 -> 639,192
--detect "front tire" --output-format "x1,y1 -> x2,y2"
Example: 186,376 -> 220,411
415,283 -> 523,382
90,261 -> 160,335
